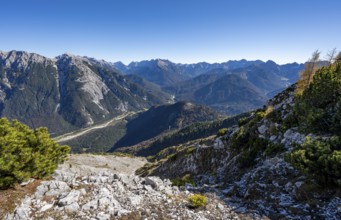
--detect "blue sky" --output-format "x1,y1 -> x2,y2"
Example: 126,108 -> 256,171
1,0 -> 340,64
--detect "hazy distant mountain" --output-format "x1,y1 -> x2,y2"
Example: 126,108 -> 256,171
162,69 -> 231,104
231,60 -> 304,97
162,61 -> 303,114
193,74 -> 267,114
115,59 -> 189,87
176,59 -> 264,77
114,59 -> 264,79
0,50 -> 168,135
125,74 -> 173,103
114,59 -> 304,114
115,59 -> 303,91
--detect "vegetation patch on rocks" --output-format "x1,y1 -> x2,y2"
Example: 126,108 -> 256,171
188,194 -> 208,208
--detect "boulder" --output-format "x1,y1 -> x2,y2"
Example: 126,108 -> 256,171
82,200 -> 98,211
12,202 -> 31,220
39,203 -> 54,212
96,212 -> 111,220
258,125 -> 268,135
64,203 -> 80,212
99,187 -> 111,198
144,177 -> 163,189
213,138 -> 224,149
112,181 -> 126,193
36,181 -> 71,198
98,197 -> 112,208
58,190 -> 81,206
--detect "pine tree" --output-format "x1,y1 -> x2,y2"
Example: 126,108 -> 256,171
336,52 -> 341,62
325,48 -> 337,65
0,118 -> 69,189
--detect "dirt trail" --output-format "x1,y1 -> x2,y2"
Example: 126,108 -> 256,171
54,112 -> 134,142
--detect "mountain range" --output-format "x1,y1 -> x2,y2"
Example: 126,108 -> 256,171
0,50 -> 304,151
113,58 -> 304,114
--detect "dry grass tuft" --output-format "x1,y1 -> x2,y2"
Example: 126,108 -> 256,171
0,180 -> 41,219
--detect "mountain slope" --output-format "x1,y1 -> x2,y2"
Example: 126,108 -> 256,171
231,61 -> 304,97
193,74 -> 267,114
125,74 -> 173,103
119,112 -> 250,157
138,62 -> 341,219
0,51 -> 71,133
0,50 -> 167,135
163,69 -> 227,100
110,101 -> 223,151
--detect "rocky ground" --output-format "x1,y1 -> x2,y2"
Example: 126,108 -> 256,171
5,154 -> 247,220
140,86 -> 341,220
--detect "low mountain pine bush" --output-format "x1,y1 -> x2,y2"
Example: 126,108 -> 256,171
0,118 -> 70,189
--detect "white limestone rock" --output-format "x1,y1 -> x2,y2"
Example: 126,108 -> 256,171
58,190 -> 81,206
258,125 -> 268,135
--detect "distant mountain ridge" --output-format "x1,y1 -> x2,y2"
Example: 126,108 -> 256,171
113,58 -> 302,81
115,59 -> 189,87
113,59 -> 265,83
114,58 -> 304,114
0,49 -> 304,138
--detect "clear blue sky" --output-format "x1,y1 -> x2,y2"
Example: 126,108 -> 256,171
1,0 -> 340,64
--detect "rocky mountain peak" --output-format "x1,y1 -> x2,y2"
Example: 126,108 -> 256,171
265,60 -> 277,65
0,50 -> 51,70
55,53 -> 109,100
84,56 -> 117,72
56,53 -> 90,68
58,52 -> 79,59
112,61 -> 128,73
156,59 -> 170,68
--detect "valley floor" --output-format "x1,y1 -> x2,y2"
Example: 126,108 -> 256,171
54,112 -> 135,143
5,154 -> 255,220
